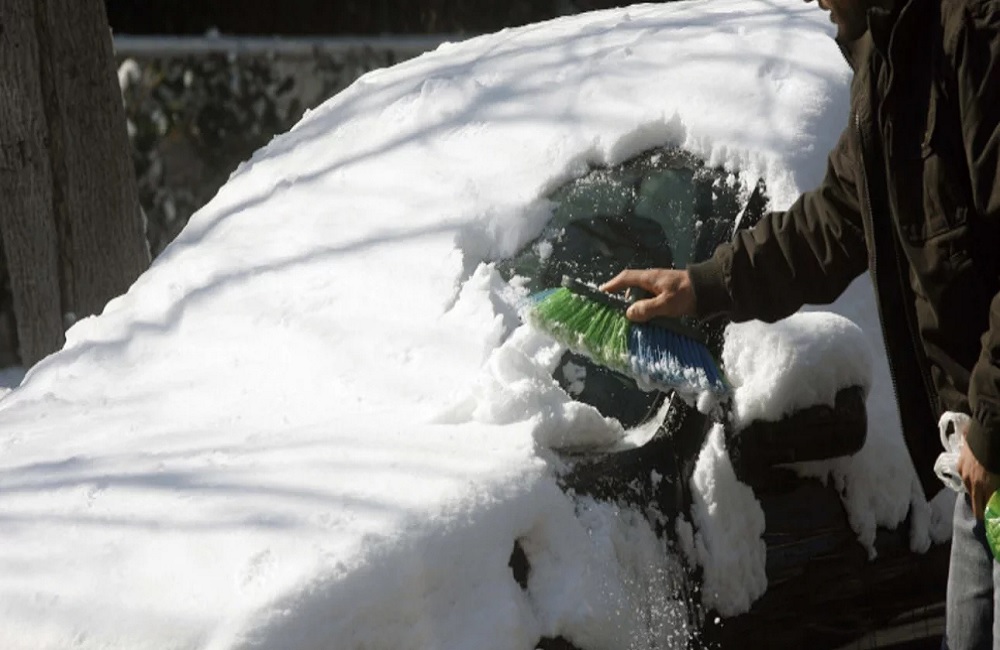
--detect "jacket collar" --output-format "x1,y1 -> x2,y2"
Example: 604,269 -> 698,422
835,0 -> 925,71
837,31 -> 871,73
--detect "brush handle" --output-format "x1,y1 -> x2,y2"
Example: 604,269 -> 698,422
561,276 -> 707,344
561,276 -> 630,311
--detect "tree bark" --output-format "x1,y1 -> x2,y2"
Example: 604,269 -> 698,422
35,0 -> 149,324
0,0 -> 64,365
0,0 -> 149,367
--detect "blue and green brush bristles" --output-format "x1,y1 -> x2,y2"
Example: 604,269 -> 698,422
526,277 -> 728,400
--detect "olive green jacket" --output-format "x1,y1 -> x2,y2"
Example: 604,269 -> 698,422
688,0 -> 1000,495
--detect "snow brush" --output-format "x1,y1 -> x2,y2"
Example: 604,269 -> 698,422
526,276 -> 729,401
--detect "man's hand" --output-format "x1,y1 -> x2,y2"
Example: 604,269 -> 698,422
958,425 -> 1000,519
599,268 -> 697,322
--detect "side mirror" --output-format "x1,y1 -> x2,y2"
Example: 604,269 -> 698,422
727,385 -> 867,482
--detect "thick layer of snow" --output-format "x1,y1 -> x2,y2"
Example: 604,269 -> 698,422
0,0 -> 943,648
688,425 -> 767,617
724,312 -> 872,429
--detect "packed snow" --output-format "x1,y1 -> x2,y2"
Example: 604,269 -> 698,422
0,0 -> 952,648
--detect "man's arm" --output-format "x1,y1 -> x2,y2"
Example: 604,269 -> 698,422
952,0 -> 1000,516
685,126 -> 869,323
601,128 -> 869,323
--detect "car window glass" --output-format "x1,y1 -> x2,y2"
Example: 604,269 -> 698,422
499,147 -> 768,428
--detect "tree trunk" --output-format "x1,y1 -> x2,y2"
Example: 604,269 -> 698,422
0,0 -> 65,366
35,0 -> 149,324
0,0 -> 149,367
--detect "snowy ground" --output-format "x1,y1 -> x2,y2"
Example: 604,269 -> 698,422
0,1 -> 953,648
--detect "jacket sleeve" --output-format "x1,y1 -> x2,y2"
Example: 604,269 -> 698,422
686,126 -> 869,323
952,2 -> 1000,473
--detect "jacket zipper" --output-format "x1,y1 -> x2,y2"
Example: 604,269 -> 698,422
876,0 -> 942,418
855,111 -> 905,418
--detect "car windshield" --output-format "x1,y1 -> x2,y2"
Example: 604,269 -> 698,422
499,147 -> 768,427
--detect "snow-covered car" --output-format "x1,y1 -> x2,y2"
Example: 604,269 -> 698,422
504,147 -> 952,649
0,1 -> 955,649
